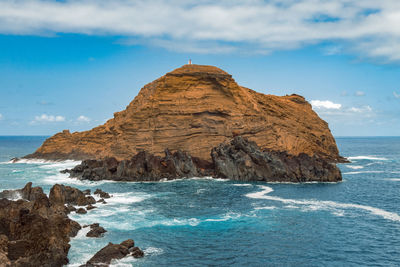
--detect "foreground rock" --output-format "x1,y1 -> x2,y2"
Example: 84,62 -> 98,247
0,183 -> 81,267
25,64 -> 344,163
64,136 -> 341,182
81,239 -> 143,266
49,184 -> 96,206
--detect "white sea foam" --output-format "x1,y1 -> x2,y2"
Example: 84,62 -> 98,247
246,185 -> 400,222
347,156 -> 388,161
346,165 -> 364,170
72,226 -> 91,240
205,212 -> 243,222
144,247 -> 164,256
254,206 -> 276,210
196,188 -> 207,194
343,171 -> 385,175
106,192 -> 150,205
233,183 -> 252,187
42,172 -> 111,186
385,178 -> 400,181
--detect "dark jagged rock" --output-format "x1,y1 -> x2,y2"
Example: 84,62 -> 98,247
76,208 -> 87,214
94,189 -> 110,199
211,136 -> 342,182
97,198 -> 106,204
0,183 -> 81,267
82,189 -> 91,196
81,239 -> 143,266
130,247 -> 144,258
49,184 -> 96,206
0,182 -> 45,201
84,223 -> 107,238
66,204 -> 77,213
64,137 -> 341,183
86,204 -> 96,210
65,150 -> 211,182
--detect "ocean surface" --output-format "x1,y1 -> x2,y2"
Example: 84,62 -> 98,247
0,136 -> 400,266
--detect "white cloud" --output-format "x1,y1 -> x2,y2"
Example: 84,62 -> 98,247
31,114 -> 65,124
355,91 -> 365,96
311,100 -> 342,110
348,105 -> 372,113
0,114 -> 3,120
77,115 -> 91,122
393,91 -> 400,98
1,1 -> 400,61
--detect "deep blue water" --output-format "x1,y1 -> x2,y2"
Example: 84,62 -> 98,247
0,136 -> 400,266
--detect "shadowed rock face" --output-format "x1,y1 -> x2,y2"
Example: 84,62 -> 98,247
0,183 -> 81,267
64,136 -> 342,183
81,239 -> 143,267
25,64 -> 343,162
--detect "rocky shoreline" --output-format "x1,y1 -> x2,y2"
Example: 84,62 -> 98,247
0,183 -> 143,267
62,136 -> 342,183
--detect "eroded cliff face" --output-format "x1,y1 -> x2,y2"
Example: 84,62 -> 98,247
26,64 -> 342,162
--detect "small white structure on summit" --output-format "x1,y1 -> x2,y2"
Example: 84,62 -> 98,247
188,59 -> 192,64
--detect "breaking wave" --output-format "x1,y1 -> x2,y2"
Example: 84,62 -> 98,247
347,156 -> 388,161
246,185 -> 400,222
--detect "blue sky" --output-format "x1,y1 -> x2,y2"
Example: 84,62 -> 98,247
0,0 -> 400,136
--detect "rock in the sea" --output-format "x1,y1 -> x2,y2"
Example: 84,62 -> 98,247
94,189 -> 110,199
81,239 -> 143,266
0,183 -> 81,267
25,64 -> 344,163
76,208 -> 87,214
65,136 -> 341,182
84,223 -> 107,238
0,182 -> 45,201
49,184 -> 96,206
86,204 -> 96,210
211,136 -> 342,182
66,150 -> 208,182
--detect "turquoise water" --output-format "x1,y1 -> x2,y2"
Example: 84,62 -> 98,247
1,136 -> 400,266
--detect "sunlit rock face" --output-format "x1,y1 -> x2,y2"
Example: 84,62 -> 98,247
26,64 -> 342,162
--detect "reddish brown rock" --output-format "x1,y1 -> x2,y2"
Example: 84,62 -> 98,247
0,183 -> 81,267
25,64 -> 343,162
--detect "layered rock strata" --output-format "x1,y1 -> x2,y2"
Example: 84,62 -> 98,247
64,136 -> 341,182
26,64 -> 344,163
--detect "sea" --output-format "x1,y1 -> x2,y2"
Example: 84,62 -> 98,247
0,136 -> 399,266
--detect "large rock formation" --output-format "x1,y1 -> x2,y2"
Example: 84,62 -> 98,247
25,64 -> 343,163
0,183 -> 81,267
64,136 -> 342,182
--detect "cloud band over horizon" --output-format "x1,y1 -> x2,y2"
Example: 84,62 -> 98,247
1,0 -> 400,62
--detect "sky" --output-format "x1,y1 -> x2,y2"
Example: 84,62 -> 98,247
0,0 -> 400,136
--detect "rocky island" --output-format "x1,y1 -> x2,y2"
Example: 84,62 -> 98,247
25,64 -> 344,182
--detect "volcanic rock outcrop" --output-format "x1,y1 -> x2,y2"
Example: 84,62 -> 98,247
25,64 -> 343,163
81,239 -> 143,267
64,136 -> 342,182
0,183 -> 81,267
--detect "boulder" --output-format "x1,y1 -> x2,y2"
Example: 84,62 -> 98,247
82,239 -> 143,266
49,184 -> 96,206
94,189 -> 110,199
84,224 -> 107,238
76,208 -> 87,214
